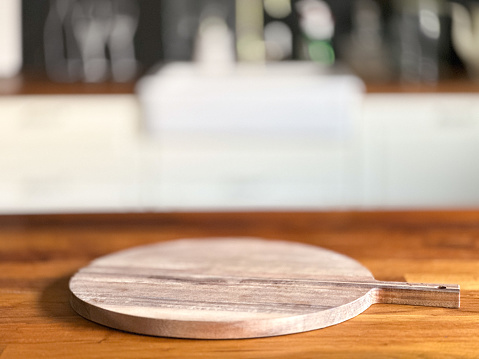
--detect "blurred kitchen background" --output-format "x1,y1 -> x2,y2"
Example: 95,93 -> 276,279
1,0 -> 479,213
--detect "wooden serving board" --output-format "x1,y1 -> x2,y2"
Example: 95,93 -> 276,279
69,238 -> 460,339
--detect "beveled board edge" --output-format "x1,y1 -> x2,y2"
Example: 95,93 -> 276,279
69,288 -> 376,339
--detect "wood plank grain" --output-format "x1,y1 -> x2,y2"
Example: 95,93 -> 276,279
69,238 -> 459,339
0,211 -> 478,358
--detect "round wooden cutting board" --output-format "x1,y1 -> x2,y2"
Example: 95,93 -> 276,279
69,237 -> 459,339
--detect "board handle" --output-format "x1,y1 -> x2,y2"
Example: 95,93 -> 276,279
372,281 -> 460,309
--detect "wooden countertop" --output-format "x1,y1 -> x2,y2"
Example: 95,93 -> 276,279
1,211 -> 478,358
2,73 -> 479,96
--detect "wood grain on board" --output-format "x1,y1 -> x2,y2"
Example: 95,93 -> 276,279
69,238 -> 459,339
0,211 -> 478,358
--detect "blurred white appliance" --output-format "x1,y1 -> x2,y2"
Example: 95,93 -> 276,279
137,62 -> 365,210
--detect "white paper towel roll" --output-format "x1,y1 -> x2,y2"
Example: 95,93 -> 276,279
0,0 -> 22,78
